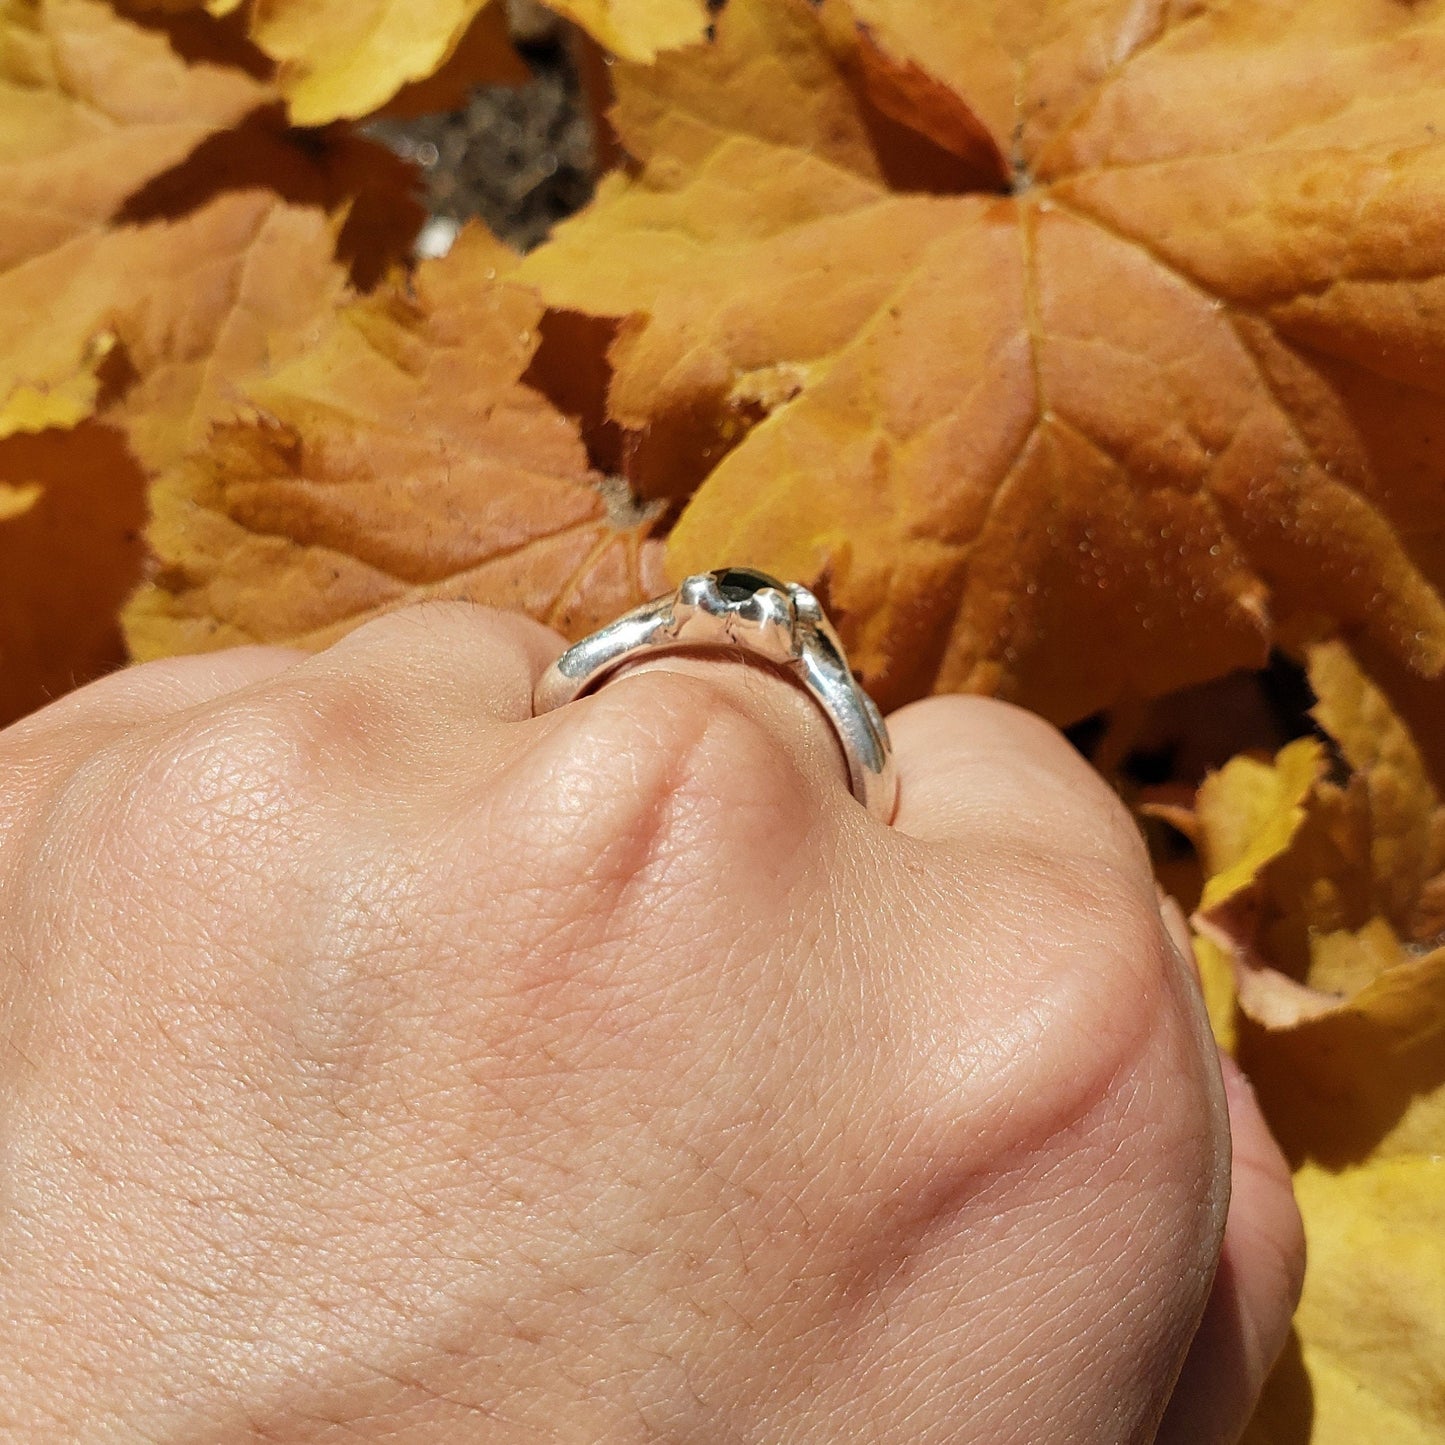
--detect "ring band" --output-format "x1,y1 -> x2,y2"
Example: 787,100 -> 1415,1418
533,568 -> 897,820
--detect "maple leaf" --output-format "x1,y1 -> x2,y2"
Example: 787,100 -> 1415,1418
0,191 -> 349,466
520,0 -> 1445,720
125,227 -> 666,660
0,0 -> 271,434
130,0 -> 710,121
0,190 -> 352,721
244,0 -> 500,126
545,0 -> 708,63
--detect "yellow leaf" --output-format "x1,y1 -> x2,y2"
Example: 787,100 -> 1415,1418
248,0 -> 497,125
1246,1158 -> 1445,1445
1192,933 -> 1239,1056
0,0 -> 272,435
126,227 -> 666,659
521,0 -> 1445,719
545,0 -> 708,64
0,333 -> 114,437
1193,644 -> 1445,1028
1309,641 -> 1445,936
1192,669 -> 1445,1442
372,2 -> 527,120
1196,738 -> 1326,914
1235,959 -> 1445,1444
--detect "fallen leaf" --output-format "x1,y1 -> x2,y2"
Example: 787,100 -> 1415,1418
0,0 -> 272,434
126,226 -> 666,660
1235,971 -> 1445,1445
117,0 -> 704,121
1192,642 -> 1445,1028
0,192 -> 350,720
521,0 -> 1445,719
245,0 -> 497,125
371,1 -> 527,120
1187,649 -> 1445,1443
545,0 -> 708,64
0,190 -> 350,475
115,113 -> 426,292
1195,737 -> 1325,918
1245,1153 -> 1445,1445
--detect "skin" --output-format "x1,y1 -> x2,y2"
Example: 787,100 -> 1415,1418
0,603 -> 1303,1443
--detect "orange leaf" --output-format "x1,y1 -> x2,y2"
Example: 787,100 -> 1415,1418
0,190 -> 350,470
0,191 -> 351,719
0,0 -> 272,434
125,227 -> 666,659
521,0 -> 1445,719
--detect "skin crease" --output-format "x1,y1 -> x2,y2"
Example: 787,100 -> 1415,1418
0,604 -> 1303,1443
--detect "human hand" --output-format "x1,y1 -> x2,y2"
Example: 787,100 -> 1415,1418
0,604 -> 1301,1442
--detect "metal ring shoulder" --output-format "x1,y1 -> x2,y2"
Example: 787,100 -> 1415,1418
533,569 -> 898,822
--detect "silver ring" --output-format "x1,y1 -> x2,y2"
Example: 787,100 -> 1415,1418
533,567 -> 897,821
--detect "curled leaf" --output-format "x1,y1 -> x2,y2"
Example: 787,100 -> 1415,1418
1193,642 -> 1445,1030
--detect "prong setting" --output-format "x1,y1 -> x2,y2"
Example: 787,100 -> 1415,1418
535,564 -> 897,820
672,568 -> 802,659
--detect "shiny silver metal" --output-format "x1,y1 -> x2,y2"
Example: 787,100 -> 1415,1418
533,567 -> 897,821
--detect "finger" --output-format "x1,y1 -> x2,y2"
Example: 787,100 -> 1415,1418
0,648 -> 307,806
1156,1053 -> 1306,1444
291,602 -> 566,725
1,648 -> 307,839
5,646 -> 306,739
886,693 -> 1148,868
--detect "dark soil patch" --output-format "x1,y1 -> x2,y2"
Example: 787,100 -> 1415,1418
368,32 -> 596,253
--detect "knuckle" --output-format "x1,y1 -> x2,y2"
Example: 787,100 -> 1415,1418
72,691 -> 339,859
456,669 -> 813,994
591,668 -> 822,858
307,602 -> 550,722
1044,860 -> 1180,1044
327,600 -> 482,655
322,600 -> 548,673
